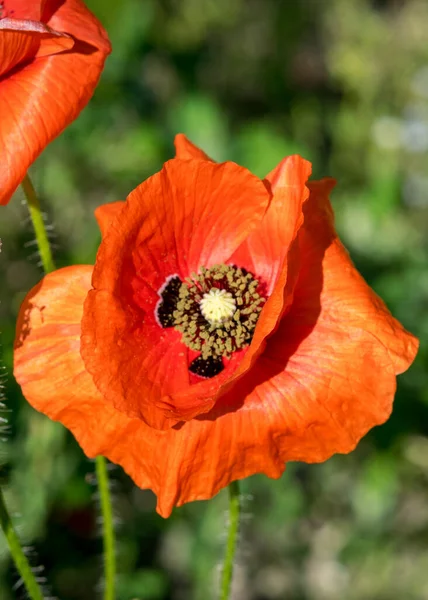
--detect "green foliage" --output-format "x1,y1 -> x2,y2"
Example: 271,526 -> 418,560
1,0 -> 428,598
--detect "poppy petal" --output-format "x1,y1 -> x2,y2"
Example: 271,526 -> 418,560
106,411 -> 287,518
12,266 -> 261,516
42,0 -> 110,51
94,201 -> 125,238
12,265 -> 144,458
0,0 -> 111,205
12,264 -> 285,517
35,29 -> 74,58
300,179 -> 419,374
216,178 -> 419,465
82,285 -> 190,430
0,26 -> 39,76
81,158 -> 271,427
106,158 -> 270,285
13,179 -> 419,520
237,155 -> 312,293
12,264 -> 278,517
0,20 -> 73,77
1,0 -> 41,20
226,155 -> 312,384
124,178 -> 418,515
13,265 -> 103,451
174,133 -> 213,161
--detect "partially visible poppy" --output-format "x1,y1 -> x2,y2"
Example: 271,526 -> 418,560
0,0 -> 111,205
14,135 -> 418,517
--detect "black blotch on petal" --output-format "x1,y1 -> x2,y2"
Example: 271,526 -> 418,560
156,276 -> 182,328
189,355 -> 224,378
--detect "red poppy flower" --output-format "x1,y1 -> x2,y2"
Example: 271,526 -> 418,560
14,135 -> 418,517
0,0 -> 111,205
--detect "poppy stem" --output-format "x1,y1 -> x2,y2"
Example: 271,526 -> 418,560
0,488 -> 44,600
220,480 -> 241,600
21,174 -> 56,274
19,174 -> 117,600
0,173 -> 55,599
95,456 -> 116,600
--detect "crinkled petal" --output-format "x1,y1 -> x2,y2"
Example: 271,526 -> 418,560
11,266 -> 278,517
94,201 -> 125,238
0,20 -> 73,76
0,0 -> 111,205
1,0 -> 42,20
174,133 -> 213,161
82,285 -> 190,430
13,180 -> 418,520
81,158 -> 271,428
13,266 -> 107,453
0,26 -> 39,76
12,265 -> 151,464
300,179 -> 419,374
215,178 -> 419,466
12,265 -> 281,517
164,157 -> 313,419
137,178 -> 419,515
42,0 -> 110,50
95,158 -> 270,288
223,156 -> 311,391
231,156 -> 311,293
111,409 -> 287,518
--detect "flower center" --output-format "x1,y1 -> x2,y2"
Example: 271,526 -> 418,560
200,288 -> 236,325
156,264 -> 266,378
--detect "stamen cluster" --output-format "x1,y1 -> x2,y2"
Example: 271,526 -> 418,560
173,264 -> 265,360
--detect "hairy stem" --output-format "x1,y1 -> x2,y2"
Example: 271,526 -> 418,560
0,172 -> 56,598
0,488 -> 44,600
19,174 -> 116,599
21,174 -> 56,274
220,480 -> 241,600
96,456 -> 116,600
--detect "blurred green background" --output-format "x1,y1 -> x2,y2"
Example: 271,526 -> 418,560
1,0 -> 428,598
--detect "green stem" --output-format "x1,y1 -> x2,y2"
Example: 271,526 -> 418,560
96,456 -> 116,600
220,480 -> 241,600
21,174 -> 56,274
20,174 -> 116,600
0,172 -> 55,598
0,488 -> 44,600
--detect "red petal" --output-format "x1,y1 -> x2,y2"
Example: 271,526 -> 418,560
174,133 -> 214,161
12,265 -> 277,517
217,177 -> 419,465
0,25 -> 39,76
112,411 -> 287,518
144,179 -> 416,511
12,263 -> 282,517
12,265 -> 149,463
130,158 -> 270,281
42,0 -> 110,51
94,201 -> 125,238
127,177 -> 418,516
0,20 -> 73,77
0,0 -> 111,205
86,159 -> 270,293
81,158 -> 271,428
226,155 -> 312,386
12,263 -> 278,517
13,266 -> 110,455
1,0 -> 42,20
14,186 -> 418,519
82,285 -> 190,430
300,179 -> 419,374
251,155 -> 312,292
